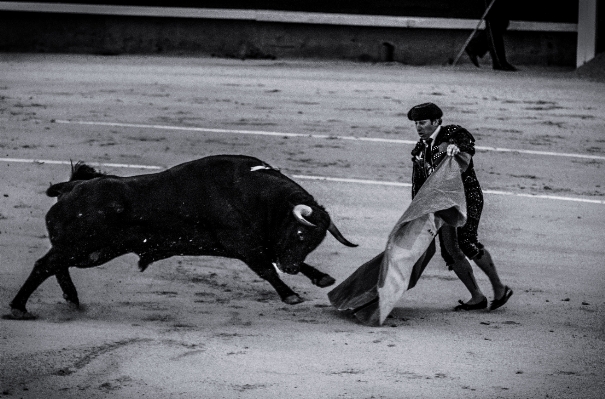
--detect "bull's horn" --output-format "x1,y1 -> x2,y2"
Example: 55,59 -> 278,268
292,204 -> 316,227
328,220 -> 358,247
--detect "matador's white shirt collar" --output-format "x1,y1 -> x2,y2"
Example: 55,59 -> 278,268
428,125 -> 442,143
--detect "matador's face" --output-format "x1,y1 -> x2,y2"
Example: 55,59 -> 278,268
414,119 -> 440,140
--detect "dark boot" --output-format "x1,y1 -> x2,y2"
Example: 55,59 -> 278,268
465,48 -> 480,67
466,30 -> 489,68
494,63 -> 517,71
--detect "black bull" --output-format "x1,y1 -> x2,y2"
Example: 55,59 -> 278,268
8,155 -> 357,320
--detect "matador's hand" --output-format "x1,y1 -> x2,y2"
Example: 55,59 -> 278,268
447,144 -> 460,156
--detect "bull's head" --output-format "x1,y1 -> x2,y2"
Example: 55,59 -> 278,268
274,204 -> 357,274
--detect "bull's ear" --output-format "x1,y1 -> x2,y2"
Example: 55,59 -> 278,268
46,182 -> 69,197
292,204 -> 316,227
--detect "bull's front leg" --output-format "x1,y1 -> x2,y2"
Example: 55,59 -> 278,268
246,261 -> 304,305
300,262 -> 335,288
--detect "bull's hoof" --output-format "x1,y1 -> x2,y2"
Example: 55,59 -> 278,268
313,275 -> 336,288
282,294 -> 304,305
63,294 -> 80,309
2,308 -> 37,320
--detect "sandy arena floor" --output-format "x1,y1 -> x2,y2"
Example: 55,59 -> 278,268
0,54 -> 604,398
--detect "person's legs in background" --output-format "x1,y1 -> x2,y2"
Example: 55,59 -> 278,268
465,30 -> 489,67
485,18 -> 517,71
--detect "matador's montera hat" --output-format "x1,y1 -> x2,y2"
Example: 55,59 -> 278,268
407,102 -> 443,121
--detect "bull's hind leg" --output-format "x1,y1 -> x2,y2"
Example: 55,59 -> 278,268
55,269 -> 80,309
8,246 -> 124,319
8,248 -> 67,319
300,263 -> 335,288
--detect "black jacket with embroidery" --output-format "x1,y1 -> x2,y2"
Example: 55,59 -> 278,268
411,124 -> 481,198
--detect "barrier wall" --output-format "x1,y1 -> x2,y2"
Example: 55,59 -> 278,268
0,2 -> 579,66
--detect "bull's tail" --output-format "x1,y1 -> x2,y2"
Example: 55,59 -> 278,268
46,162 -> 107,197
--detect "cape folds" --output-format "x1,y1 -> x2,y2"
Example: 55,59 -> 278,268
328,153 -> 470,326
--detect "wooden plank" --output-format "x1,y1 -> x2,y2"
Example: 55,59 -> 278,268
0,2 -> 578,32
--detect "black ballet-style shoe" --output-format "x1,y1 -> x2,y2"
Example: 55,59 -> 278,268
490,286 -> 513,311
454,297 -> 488,311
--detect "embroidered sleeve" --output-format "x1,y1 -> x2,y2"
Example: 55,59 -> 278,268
410,140 -> 424,159
446,125 -> 475,156
411,162 -> 425,198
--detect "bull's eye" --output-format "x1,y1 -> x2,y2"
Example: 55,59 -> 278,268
297,230 -> 305,241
